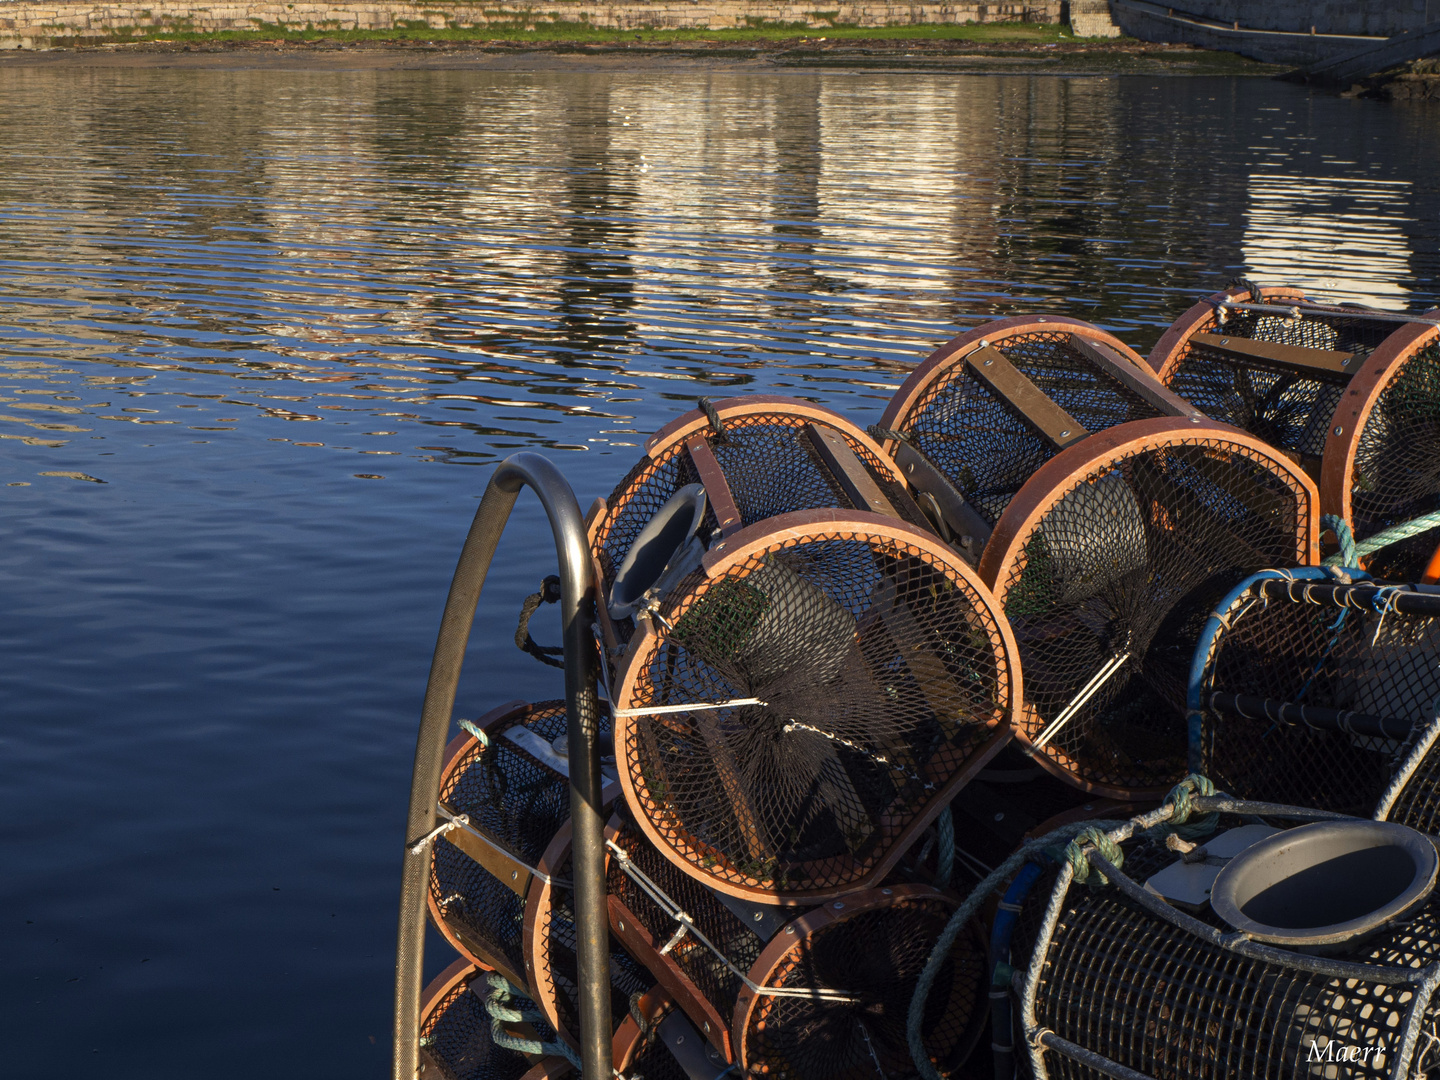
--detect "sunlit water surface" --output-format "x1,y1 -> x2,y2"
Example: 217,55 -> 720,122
1,67 -> 1437,1077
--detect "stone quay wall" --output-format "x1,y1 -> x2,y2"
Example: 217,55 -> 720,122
0,0 -> 1062,48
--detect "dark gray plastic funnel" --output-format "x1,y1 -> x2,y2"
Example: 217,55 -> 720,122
1210,819 -> 1437,949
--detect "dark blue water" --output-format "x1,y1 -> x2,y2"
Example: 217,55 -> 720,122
1,67 -> 1437,1077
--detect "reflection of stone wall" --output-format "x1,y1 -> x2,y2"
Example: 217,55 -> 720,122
0,0 -> 1061,48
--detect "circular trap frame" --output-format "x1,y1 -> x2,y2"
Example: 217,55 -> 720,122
1193,570 -> 1440,814
418,958 -> 574,1080
605,815 -> 987,1079
586,396 -> 934,648
875,316 -> 1196,561
610,508 -> 1020,902
1150,282 -> 1440,579
978,416 -> 1319,799
427,700 -> 651,1050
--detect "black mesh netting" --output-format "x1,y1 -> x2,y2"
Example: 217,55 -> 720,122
623,1026 -> 691,1080
1199,581 -> 1440,814
895,331 -> 1167,525
743,896 -> 985,1080
998,437 -> 1309,793
609,819 -> 764,1021
609,823 -> 985,1080
1016,831 -> 1440,1080
594,411 -> 926,607
1159,308 -> 1397,464
620,527 -> 1011,895
1349,343 -> 1440,582
536,837 -> 654,1040
419,972 -> 548,1080
431,702 -> 574,980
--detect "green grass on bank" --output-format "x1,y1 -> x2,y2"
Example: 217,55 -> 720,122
64,19 -> 1102,48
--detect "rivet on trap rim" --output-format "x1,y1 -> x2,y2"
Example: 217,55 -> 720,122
1335,426 -> 1344,436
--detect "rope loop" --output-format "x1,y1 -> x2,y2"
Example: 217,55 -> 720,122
483,973 -> 582,1067
1321,514 -> 1359,568
516,574 -> 565,668
1064,826 -> 1124,887
697,397 -> 729,444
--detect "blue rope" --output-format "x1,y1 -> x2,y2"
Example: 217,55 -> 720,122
905,775 -> 1219,1080
934,806 -> 955,890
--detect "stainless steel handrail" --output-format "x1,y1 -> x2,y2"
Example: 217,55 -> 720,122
392,452 -> 612,1080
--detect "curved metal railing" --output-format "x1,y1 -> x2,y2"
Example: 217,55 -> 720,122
392,452 -> 612,1080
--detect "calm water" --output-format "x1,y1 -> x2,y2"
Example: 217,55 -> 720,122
1,67 -> 1438,1077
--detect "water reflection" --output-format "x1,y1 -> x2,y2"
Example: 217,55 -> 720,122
1,67 -> 1438,1079
1243,173 -> 1416,309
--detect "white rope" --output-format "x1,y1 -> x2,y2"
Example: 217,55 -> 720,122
1034,652 -> 1130,750
433,804 -> 564,886
409,814 -> 469,855
612,698 -> 766,718
606,840 -> 856,1002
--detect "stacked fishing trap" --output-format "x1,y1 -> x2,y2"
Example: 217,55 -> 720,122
402,281 -> 1440,1080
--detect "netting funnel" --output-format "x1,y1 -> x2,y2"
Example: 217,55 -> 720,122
1193,571 -> 1440,815
979,416 -> 1319,799
875,316 -> 1197,562
1008,807 -> 1440,1080
1150,283 -> 1440,578
605,816 -> 987,1078
586,396 -> 933,648
610,508 -> 1020,902
418,958 -> 573,1080
427,700 -> 650,1049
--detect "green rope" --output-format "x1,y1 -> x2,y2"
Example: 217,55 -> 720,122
1320,514 -> 1359,568
1064,826 -> 1124,887
1323,510 -> 1440,566
484,973 -> 582,1067
1158,773 -> 1220,841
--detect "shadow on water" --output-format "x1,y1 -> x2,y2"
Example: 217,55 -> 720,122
0,67 -> 1436,1078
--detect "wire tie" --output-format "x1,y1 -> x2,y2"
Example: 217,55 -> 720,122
658,920 -> 691,956
409,814 -> 468,855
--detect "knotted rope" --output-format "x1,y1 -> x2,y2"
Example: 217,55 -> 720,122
905,774 -> 1219,1080
515,574 -> 564,668
484,972 -> 582,1067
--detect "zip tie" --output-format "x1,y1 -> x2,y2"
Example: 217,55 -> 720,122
605,839 -> 855,1003
434,804 -> 563,886
613,698 -> 766,718
409,814 -> 469,855
783,719 -> 934,790
1034,652 -> 1130,750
